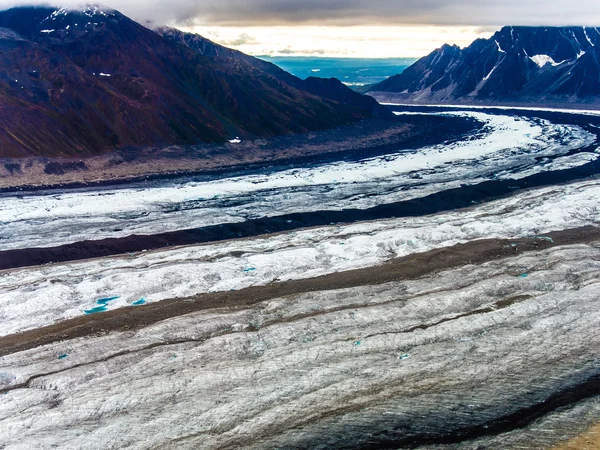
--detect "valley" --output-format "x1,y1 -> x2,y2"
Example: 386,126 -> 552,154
1,105 -> 600,449
1,5 -> 600,448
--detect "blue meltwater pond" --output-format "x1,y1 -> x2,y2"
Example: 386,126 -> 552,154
96,296 -> 120,305
84,305 -> 108,314
84,296 -> 120,314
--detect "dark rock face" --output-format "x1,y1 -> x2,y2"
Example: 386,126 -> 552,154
369,26 -> 600,105
0,6 -> 386,157
157,27 -> 392,119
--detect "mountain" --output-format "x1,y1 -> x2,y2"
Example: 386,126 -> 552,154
156,26 -> 299,83
156,27 -> 390,118
0,6 -> 389,158
369,26 -> 600,105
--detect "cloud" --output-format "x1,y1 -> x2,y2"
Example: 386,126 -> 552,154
1,0 -> 600,28
221,33 -> 257,46
186,24 -> 495,58
276,47 -> 326,55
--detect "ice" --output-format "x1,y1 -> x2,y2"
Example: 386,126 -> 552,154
0,244 -> 599,448
496,151 -> 598,180
381,102 -> 600,117
1,178 -> 600,336
0,111 -> 593,252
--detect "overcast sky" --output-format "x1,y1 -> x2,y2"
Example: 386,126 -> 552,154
2,0 -> 600,56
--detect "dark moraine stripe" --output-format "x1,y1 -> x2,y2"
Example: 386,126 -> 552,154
2,155 -> 600,271
0,226 -> 598,357
1,107 -> 598,270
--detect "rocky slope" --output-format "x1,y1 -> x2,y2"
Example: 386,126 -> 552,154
369,26 -> 600,105
0,6 -> 388,158
157,26 -> 389,118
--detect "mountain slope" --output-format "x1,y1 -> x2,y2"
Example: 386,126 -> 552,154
157,27 -> 391,118
0,6 -> 386,157
369,26 -> 600,105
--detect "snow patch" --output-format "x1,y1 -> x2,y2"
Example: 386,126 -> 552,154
40,29 -> 55,33
584,27 -> 595,47
49,7 -> 68,20
483,63 -> 499,81
83,5 -> 110,17
529,54 -> 564,68
495,40 -> 506,53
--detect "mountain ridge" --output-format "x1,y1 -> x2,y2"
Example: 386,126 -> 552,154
369,26 -> 600,106
156,26 -> 390,118
0,5 -> 389,157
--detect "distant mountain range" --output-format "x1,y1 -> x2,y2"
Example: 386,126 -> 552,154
369,26 -> 600,106
0,6 -> 389,158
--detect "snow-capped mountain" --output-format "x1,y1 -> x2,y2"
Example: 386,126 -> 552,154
0,6 -> 388,157
369,26 -> 600,105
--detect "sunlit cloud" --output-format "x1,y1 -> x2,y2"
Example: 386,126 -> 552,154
181,24 -> 493,58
